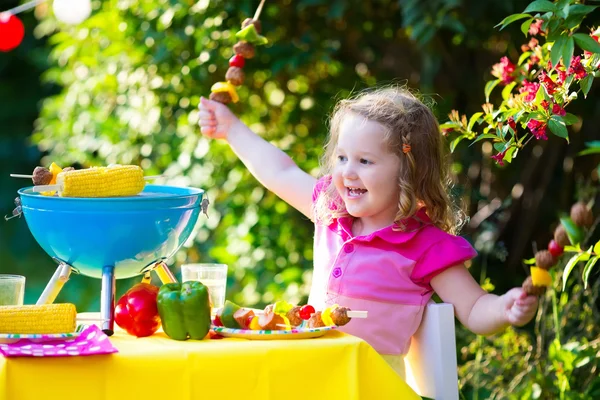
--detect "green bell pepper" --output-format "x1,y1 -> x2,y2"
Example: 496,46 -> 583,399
157,281 -> 211,341
235,24 -> 268,45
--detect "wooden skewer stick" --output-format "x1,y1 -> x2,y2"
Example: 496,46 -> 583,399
253,0 -> 267,21
11,174 -> 162,180
9,174 -> 35,178
346,310 -> 368,319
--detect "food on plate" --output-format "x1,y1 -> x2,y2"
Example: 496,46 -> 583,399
209,18 -> 268,104
157,281 -> 211,341
0,303 -> 77,334
215,300 -> 358,331
33,164 -> 145,198
114,282 -> 161,338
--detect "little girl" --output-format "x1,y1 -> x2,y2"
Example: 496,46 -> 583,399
198,86 -> 538,377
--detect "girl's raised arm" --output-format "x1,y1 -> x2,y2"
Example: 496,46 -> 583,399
199,97 -> 316,219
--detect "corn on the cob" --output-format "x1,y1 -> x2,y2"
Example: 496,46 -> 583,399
0,303 -> 77,334
54,165 -> 145,198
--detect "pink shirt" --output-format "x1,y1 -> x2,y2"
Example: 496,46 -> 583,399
309,177 -> 477,355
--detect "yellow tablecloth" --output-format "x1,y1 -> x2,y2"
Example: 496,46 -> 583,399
0,325 -> 420,400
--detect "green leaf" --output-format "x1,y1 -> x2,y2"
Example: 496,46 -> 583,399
562,113 -> 579,125
594,240 -> 600,255
521,18 -> 534,36
504,146 -> 518,162
523,257 -> 537,265
527,111 -> 545,121
496,13 -> 534,30
578,148 -> 600,156
518,51 -> 532,65
551,35 -> 568,68
580,74 -> 593,98
569,5 -> 598,16
585,141 -> 600,148
502,81 -> 517,100
582,256 -> 599,288
548,116 -> 569,141
468,112 -> 484,131
562,252 -> 591,291
485,79 -> 501,102
562,36 -> 574,70
450,136 -> 465,152
573,33 -> 600,54
560,217 -> 585,245
439,122 -> 461,131
470,133 -> 499,145
524,0 -> 556,13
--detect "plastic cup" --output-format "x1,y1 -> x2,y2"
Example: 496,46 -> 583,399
0,275 -> 25,306
181,264 -> 227,315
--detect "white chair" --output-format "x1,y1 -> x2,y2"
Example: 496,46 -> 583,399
404,302 -> 459,400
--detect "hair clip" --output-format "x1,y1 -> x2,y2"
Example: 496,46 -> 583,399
402,143 -> 411,154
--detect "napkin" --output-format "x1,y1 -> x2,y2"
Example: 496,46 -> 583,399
0,325 -> 118,357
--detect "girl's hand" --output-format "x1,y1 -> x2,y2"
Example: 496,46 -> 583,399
198,96 -> 241,140
502,287 -> 539,327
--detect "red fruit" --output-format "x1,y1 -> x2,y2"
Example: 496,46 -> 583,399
229,54 -> 245,68
213,315 -> 223,326
245,314 -> 254,329
548,240 -> 564,257
299,305 -> 315,320
114,283 -> 161,337
0,14 -> 25,52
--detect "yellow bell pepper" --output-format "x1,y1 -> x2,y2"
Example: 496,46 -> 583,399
321,304 -> 338,326
41,162 -> 64,196
249,316 -> 261,330
530,267 -> 552,287
210,81 -> 239,103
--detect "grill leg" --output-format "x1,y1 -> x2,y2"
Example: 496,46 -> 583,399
101,265 -> 115,336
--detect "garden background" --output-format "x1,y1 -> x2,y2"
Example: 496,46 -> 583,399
1,0 -> 600,398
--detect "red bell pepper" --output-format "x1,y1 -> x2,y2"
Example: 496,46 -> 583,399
114,282 -> 161,337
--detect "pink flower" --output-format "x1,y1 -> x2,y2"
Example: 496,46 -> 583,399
557,69 -> 567,84
538,71 -> 559,95
552,103 -> 566,116
529,19 -> 544,36
568,56 -> 587,80
491,150 -> 506,166
527,119 -> 548,140
507,117 -> 517,131
492,57 -> 516,84
519,81 -> 540,102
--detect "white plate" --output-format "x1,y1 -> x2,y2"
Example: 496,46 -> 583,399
211,325 -> 336,340
0,325 -> 85,344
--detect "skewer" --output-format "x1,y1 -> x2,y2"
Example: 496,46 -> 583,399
253,0 -> 267,21
31,175 -> 162,193
251,308 -> 368,318
11,174 -> 162,180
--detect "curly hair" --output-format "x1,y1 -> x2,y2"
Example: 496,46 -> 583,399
313,85 -> 466,234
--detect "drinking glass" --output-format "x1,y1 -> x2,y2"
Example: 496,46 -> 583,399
0,275 -> 25,306
181,264 -> 227,315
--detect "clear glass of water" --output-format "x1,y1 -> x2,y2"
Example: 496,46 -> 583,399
0,275 -> 25,306
181,264 -> 227,315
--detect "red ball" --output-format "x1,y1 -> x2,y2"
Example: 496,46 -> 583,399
229,54 -> 245,68
548,240 -> 564,257
0,13 -> 25,52
299,305 -> 315,320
